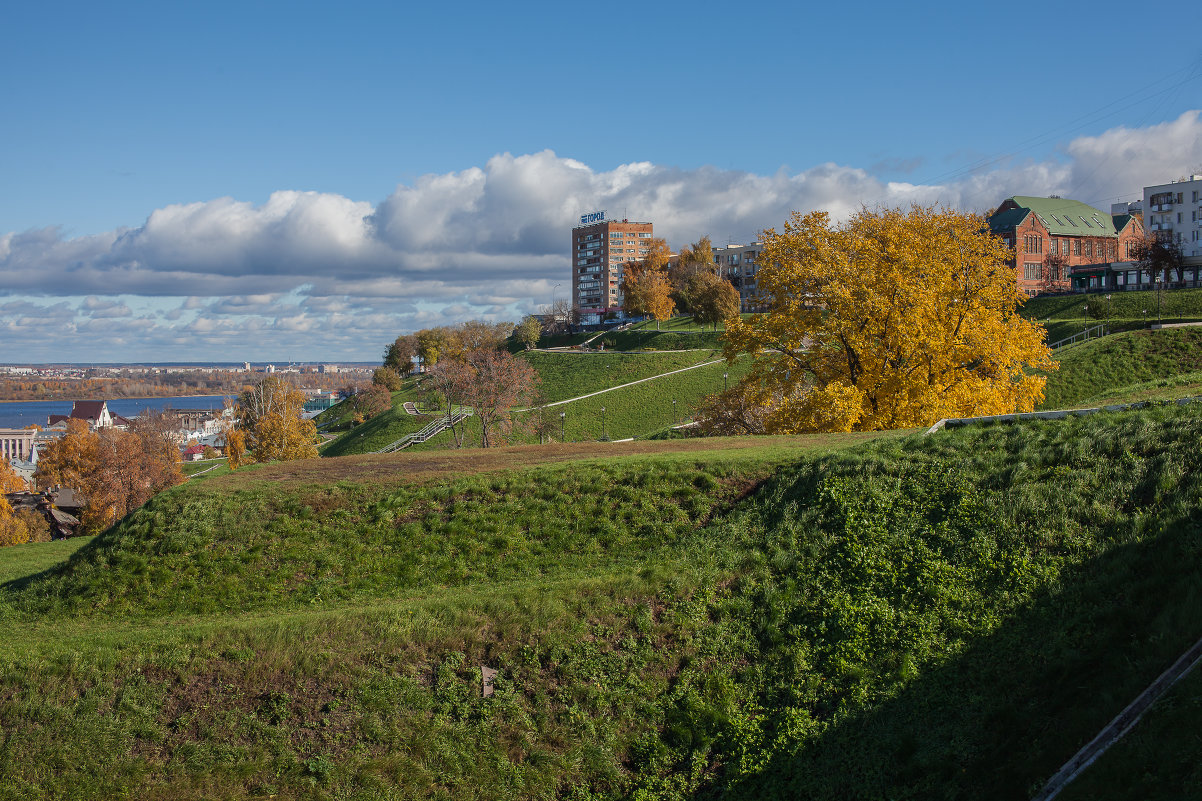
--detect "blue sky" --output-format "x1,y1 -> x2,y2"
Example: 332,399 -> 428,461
2,0 -> 1201,361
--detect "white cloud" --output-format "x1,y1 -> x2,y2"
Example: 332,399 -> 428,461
2,111 -> 1201,361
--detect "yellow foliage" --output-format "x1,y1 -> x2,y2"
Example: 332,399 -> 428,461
723,205 -> 1056,433
0,457 -> 27,493
233,377 -> 318,464
0,509 -> 29,547
226,427 -> 247,469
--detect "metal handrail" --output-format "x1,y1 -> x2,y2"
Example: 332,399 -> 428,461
376,409 -> 473,453
1050,323 -> 1108,350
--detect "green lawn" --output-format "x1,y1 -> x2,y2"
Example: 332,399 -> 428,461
405,355 -> 750,448
318,403 -> 433,457
0,536 -> 93,585
520,349 -> 722,403
1040,327 -> 1202,409
2,403 -> 1202,798
1023,286 -> 1202,345
320,351 -> 730,456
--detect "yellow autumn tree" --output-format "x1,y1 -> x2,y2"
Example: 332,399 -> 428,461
0,457 -> 30,546
621,238 -> 676,329
231,377 -> 318,466
722,205 -> 1055,433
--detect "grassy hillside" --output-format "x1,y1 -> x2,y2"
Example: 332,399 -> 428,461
521,350 -> 721,403
406,356 -> 751,449
0,536 -> 92,584
318,403 -> 433,457
1040,327 -> 1202,409
1022,286 -> 1202,343
2,403 -> 1201,798
321,351 -> 730,456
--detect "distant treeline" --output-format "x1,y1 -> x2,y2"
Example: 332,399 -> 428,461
0,371 -> 365,402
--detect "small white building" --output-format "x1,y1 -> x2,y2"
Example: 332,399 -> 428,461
1143,174 -> 1202,259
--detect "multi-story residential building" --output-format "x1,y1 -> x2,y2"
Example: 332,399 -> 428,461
711,242 -> 767,311
1143,174 -> 1202,259
571,212 -> 654,324
988,196 -> 1146,295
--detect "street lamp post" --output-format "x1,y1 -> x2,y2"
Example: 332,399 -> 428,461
723,372 -> 728,392
601,406 -> 606,441
559,411 -> 566,442
1105,294 -> 1112,334
672,399 -> 677,425
1083,304 -> 1089,340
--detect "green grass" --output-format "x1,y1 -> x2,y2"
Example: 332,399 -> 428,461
318,403 -> 433,457
0,536 -> 93,584
1040,328 -> 1202,409
406,356 -> 750,448
1057,655 -> 1202,800
4,404 -> 1202,799
520,349 -> 722,403
1022,286 -> 1202,345
180,459 -> 224,476
320,352 -> 724,457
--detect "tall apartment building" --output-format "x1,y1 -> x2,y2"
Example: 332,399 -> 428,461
571,212 -> 654,324
1143,174 -> 1202,259
711,242 -> 767,311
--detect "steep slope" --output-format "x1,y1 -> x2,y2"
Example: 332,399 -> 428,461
1,405 -> 1201,799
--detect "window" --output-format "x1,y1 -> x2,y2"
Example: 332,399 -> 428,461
1085,241 -> 1093,259
1074,240 -> 1082,255
637,232 -> 653,238
1023,262 -> 1040,280
1080,216 -> 1093,228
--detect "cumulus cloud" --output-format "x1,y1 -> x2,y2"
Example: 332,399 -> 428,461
2,111 -> 1201,361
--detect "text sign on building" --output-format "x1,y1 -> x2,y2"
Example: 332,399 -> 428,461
580,210 -> 606,225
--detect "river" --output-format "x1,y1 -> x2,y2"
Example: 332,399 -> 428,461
0,395 -> 232,429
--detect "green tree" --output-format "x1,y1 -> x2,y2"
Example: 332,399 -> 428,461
690,271 -> 742,330
416,328 -> 446,369
383,334 -> 418,374
515,315 -> 542,350
373,366 -> 403,391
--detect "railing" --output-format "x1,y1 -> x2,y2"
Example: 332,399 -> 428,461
1050,323 -> 1108,350
376,409 -> 473,453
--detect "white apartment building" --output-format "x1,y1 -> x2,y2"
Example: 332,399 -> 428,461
1143,174 -> 1202,259
711,242 -> 767,312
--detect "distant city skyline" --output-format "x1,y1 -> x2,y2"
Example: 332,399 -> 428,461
2,1 -> 1201,362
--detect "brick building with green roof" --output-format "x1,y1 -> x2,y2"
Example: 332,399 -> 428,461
988,196 -> 1146,295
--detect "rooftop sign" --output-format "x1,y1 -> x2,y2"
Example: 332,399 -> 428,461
580,210 -> 606,225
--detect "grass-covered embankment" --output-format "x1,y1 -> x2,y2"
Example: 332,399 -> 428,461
4,403 -> 1202,799
1039,327 -> 1202,409
405,355 -> 752,448
321,350 -> 732,455
1022,286 -> 1202,343
318,403 -> 432,457
521,350 -> 722,404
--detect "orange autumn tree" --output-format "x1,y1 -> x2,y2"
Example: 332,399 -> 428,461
34,414 -> 183,533
722,205 -> 1055,433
